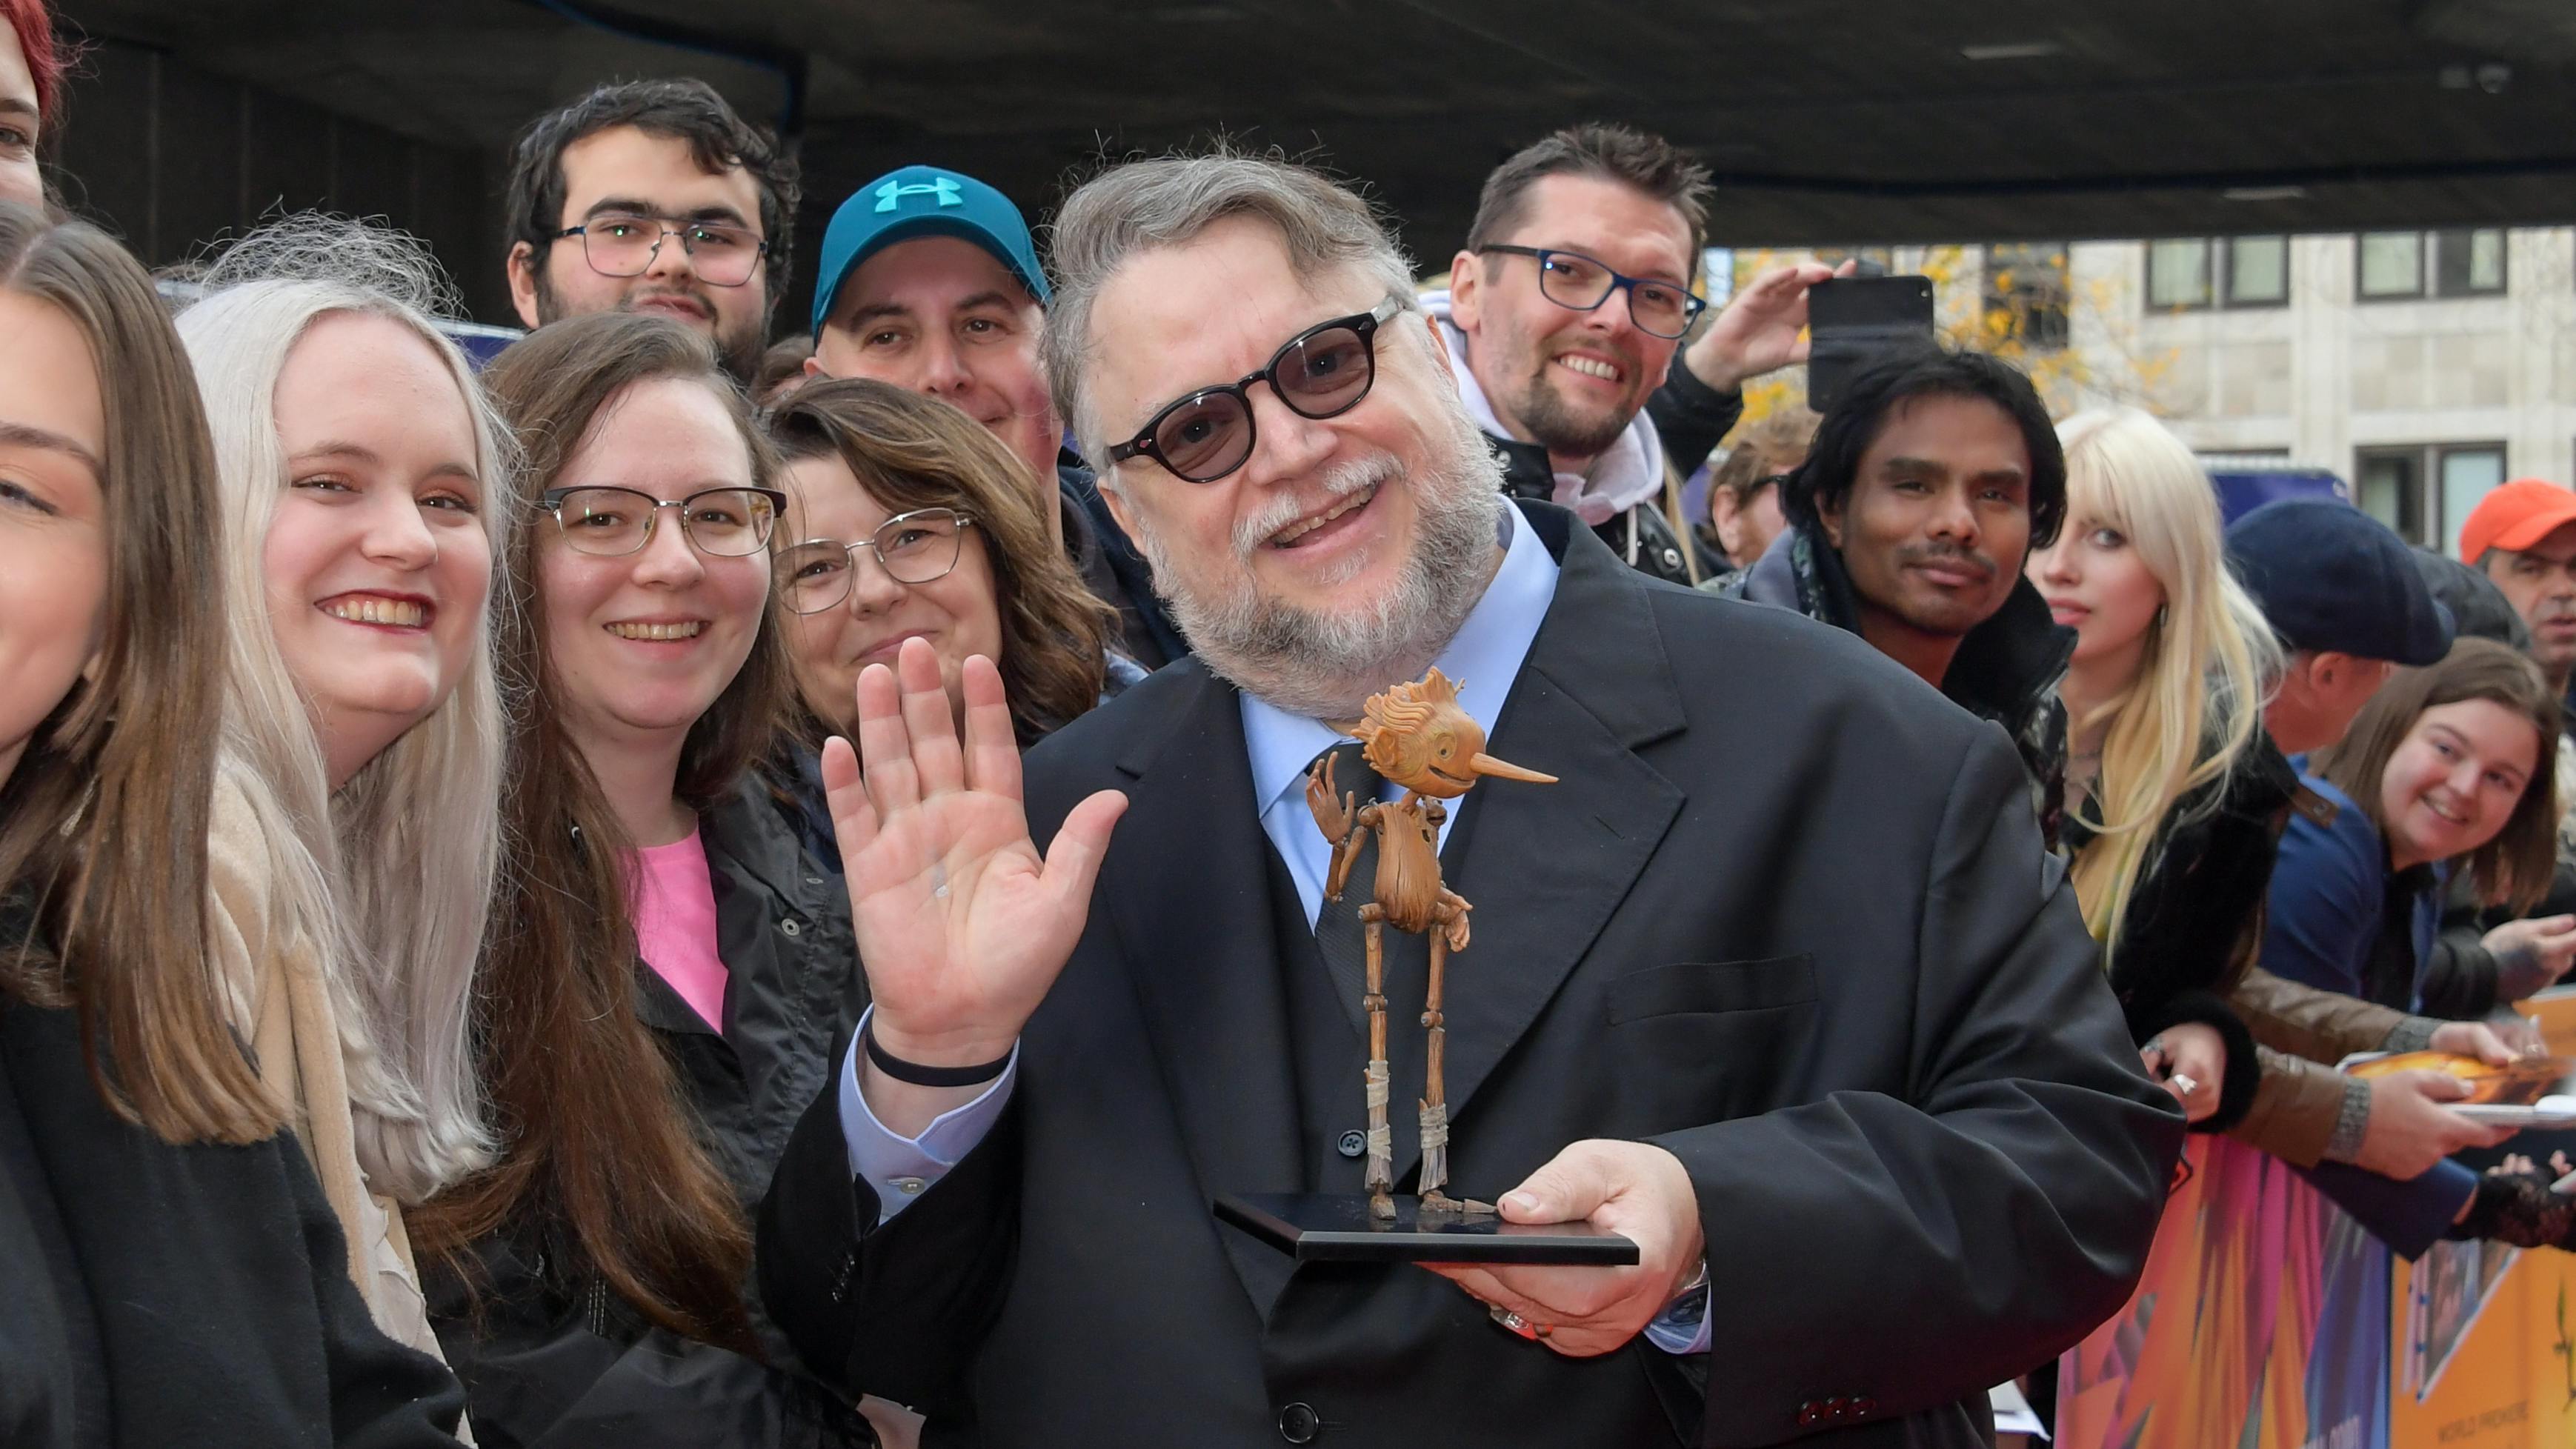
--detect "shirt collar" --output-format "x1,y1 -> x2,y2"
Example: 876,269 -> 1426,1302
1241,502 -> 1560,817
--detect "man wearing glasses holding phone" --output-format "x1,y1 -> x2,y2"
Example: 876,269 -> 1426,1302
502,78 -> 795,383
1435,123 -> 1843,586
753,149 -> 2180,1448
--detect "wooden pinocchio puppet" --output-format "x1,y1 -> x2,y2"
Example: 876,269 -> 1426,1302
1304,667 -> 1555,1219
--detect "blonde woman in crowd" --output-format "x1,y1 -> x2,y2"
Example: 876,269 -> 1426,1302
2029,407 -> 2282,1128
2033,409 -> 2519,1140
173,216 -> 515,1368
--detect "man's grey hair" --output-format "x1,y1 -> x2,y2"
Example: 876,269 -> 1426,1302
1042,148 -> 1421,479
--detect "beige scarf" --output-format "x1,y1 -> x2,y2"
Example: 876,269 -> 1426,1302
206,774 -> 460,1390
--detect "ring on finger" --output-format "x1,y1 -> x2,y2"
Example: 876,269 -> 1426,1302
1488,1305 -> 1552,1341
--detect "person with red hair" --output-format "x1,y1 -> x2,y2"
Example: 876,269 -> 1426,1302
0,0 -> 59,208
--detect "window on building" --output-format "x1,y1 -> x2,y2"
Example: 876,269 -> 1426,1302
2147,239 -> 2211,309
2228,236 -> 2290,305
1982,243 -> 2069,350
2147,236 -> 2289,310
2358,229 -> 2506,302
2358,233 -> 2425,299
2356,442 -> 2509,553
2433,228 -> 2507,297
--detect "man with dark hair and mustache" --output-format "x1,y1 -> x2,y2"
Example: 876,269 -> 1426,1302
1439,122 -> 1844,586
1733,343 -> 2077,843
502,78 -> 793,384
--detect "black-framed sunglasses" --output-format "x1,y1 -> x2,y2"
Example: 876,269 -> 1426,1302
1477,244 -> 1706,339
778,508 -> 977,614
1107,296 -> 1407,484
539,485 -> 789,558
550,213 -> 769,287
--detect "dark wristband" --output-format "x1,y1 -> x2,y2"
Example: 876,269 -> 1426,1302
862,1017 -> 1011,1088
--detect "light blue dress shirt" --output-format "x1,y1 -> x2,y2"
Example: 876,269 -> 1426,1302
835,504 -> 1706,1350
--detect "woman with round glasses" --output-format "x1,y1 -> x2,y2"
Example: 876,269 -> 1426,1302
412,311 -> 874,1447
762,377 -> 1131,870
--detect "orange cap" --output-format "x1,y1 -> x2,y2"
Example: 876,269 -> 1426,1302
2458,479 -> 2576,562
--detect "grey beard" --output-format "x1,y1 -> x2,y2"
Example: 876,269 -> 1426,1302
1135,407 -> 1507,722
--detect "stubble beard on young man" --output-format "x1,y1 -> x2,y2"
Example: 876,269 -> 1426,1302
531,267 -> 767,384
1131,396 -> 1508,722
1498,322 -> 1637,461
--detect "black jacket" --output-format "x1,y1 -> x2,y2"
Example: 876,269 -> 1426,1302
427,779 -> 873,1448
1482,352 -> 1747,589
2069,739 -> 2312,1134
0,999 -> 465,1448
1059,462 -> 1187,670
1734,520 -> 2075,847
758,501 -> 2180,1448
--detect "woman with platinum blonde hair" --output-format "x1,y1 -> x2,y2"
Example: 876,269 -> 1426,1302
176,214 -> 516,1368
2028,406 -> 2279,1130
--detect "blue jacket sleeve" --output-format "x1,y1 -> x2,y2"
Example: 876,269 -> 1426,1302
2299,1159 -> 2478,1259
2262,787 -> 2385,998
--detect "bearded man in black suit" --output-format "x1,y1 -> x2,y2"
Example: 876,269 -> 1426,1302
755,151 -> 2183,1448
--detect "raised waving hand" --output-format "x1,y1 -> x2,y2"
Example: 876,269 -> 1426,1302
825,638 -> 1126,1079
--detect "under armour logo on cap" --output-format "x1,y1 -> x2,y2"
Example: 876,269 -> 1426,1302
875,176 -> 964,212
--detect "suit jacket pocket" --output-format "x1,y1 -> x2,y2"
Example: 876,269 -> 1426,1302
1603,956 -> 1817,1133
1606,953 -> 1817,1024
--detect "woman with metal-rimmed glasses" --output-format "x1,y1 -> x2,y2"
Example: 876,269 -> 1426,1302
759,378 -> 1128,870
413,310 -> 882,1449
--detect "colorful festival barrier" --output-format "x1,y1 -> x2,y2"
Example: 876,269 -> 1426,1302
2060,993 -> 2576,1449
2060,989 -> 2576,1449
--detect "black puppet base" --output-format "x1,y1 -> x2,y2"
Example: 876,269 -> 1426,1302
1215,1192 -> 1641,1265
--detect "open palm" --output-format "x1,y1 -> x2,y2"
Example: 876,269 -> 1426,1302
826,639 -> 1126,1065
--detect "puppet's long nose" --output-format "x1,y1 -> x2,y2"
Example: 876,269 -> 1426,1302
1469,753 -> 1557,785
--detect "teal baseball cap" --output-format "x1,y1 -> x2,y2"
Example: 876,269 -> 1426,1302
811,165 -> 1050,334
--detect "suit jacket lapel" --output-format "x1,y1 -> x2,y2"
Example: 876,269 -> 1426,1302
1390,508 -> 1688,1188
1102,662 -> 1305,1313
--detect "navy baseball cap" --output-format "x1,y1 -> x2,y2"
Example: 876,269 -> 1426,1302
2226,498 -> 2454,665
811,166 -> 1049,334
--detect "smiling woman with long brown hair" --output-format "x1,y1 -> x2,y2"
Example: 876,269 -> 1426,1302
411,310 -> 873,1448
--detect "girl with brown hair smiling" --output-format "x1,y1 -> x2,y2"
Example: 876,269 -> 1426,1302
413,310 -> 872,1448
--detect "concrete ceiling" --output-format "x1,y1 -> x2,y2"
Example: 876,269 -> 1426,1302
55,0 -> 2576,317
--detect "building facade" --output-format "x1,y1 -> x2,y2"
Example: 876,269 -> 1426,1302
1718,228 -> 2576,558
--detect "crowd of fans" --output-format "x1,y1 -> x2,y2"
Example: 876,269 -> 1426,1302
7,0 -> 2576,1442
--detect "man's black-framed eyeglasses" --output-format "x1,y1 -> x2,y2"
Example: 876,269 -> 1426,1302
1107,296 -> 1407,484
1477,244 -> 1705,339
551,213 -> 768,288
539,484 -> 789,558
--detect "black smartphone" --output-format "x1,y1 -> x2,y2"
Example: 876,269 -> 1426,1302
1806,275 -> 1935,414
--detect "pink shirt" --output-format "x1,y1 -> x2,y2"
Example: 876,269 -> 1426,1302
630,827 -> 729,1032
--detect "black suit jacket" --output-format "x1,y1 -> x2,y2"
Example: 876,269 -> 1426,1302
761,502 -> 2183,1447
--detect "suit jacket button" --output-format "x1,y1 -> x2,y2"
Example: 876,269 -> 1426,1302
1277,1402 -> 1319,1442
1826,1396 -> 1848,1419
1336,1129 -> 1367,1158
1852,1395 -> 1877,1417
1797,1401 -> 1824,1428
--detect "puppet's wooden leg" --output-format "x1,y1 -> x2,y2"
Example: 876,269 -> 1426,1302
1360,905 -> 1394,1220
1418,905 -> 1491,1216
